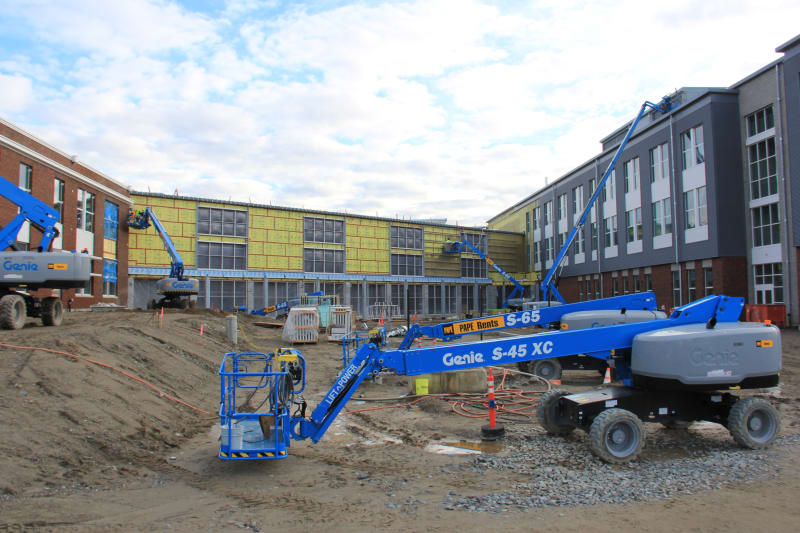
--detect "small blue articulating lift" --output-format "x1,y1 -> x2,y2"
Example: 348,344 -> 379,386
0,175 -> 92,329
127,207 -> 199,309
443,238 -> 526,309
219,295 -> 782,463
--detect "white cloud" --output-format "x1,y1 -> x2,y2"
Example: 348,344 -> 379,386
1,0 -> 799,227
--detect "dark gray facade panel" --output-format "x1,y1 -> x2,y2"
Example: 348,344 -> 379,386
784,53 -> 800,245
709,99 -> 746,257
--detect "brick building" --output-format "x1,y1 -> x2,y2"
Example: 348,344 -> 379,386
0,118 -> 131,309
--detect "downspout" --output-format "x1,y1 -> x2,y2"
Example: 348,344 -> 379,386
775,63 -> 792,323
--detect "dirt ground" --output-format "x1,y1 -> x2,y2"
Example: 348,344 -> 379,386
1,309 -> 799,532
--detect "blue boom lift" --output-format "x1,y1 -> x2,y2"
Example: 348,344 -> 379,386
0,175 -> 92,329
127,207 -> 199,309
219,294 -> 782,463
443,238 -> 526,309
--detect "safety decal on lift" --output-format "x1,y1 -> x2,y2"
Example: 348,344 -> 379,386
443,316 -> 506,336
47,263 -> 68,270
756,339 -> 773,348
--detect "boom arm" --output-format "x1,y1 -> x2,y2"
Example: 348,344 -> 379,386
445,239 -> 525,308
541,97 -> 675,304
293,295 -> 743,443
127,207 -> 185,280
0,175 -> 60,251
398,292 -> 657,349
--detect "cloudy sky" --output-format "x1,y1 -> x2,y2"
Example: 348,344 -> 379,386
1,1 -> 798,226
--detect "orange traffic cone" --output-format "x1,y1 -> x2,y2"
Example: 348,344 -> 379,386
603,367 -> 612,384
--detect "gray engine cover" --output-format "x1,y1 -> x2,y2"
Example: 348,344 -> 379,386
561,309 -> 666,330
156,277 -> 199,295
0,251 -> 92,289
631,322 -> 781,386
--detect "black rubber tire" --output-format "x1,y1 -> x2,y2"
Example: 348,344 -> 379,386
0,294 -> 27,330
589,408 -> 645,463
533,358 -> 562,381
728,397 -> 781,449
41,297 -> 63,326
536,388 -> 574,435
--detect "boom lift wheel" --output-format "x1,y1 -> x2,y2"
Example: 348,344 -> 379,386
0,294 -> 27,330
589,408 -> 645,463
536,389 -> 574,434
532,358 -> 562,381
41,297 -> 63,326
727,397 -> 781,449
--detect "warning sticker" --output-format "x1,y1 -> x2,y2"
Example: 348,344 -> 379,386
442,316 -> 506,336
47,263 -> 68,270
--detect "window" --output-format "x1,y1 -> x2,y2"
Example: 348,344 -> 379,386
545,236 -> 554,262
197,242 -> 247,270
267,281 -> 299,307
104,201 -> 119,240
571,185 -> 584,216
461,257 -> 487,278
746,106 -> 774,138
601,170 -> 615,202
526,212 -> 530,233
681,125 -> 704,169
652,199 -> 672,236
622,276 -> 629,294
391,226 -> 422,249
683,186 -> 707,229
557,194 -> 567,220
612,277 -> 619,296
428,285 -> 442,315
303,248 -> 344,273
391,253 -> 423,276
754,263 -> 783,304
198,207 -> 248,237
201,280 -> 247,311
672,270 -> 681,307
54,178 -> 65,220
594,278 -> 600,299
634,275 -> 640,293
625,208 -> 642,243
748,138 -> 777,199
19,163 -> 32,193
544,202 -> 552,226
532,207 -> 540,230
646,273 -> 653,291
650,143 -> 669,182
590,222 -> 598,251
103,259 -> 118,296
687,270 -> 696,302
586,279 -> 592,300
533,241 -> 540,264
392,284 -> 423,316
461,232 -> 487,254
604,215 -> 618,247
751,203 -> 781,247
579,280 -> 584,301
624,158 -> 639,193
572,230 -> 584,255
77,189 -> 95,232
557,231 -> 567,250
77,277 -> 93,296
704,267 -> 713,296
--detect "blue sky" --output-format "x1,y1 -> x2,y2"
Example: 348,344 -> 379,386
1,0 -> 798,226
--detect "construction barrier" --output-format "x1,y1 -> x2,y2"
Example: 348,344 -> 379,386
744,304 -> 786,326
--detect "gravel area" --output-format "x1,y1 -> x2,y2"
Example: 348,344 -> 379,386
442,426 -> 800,512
